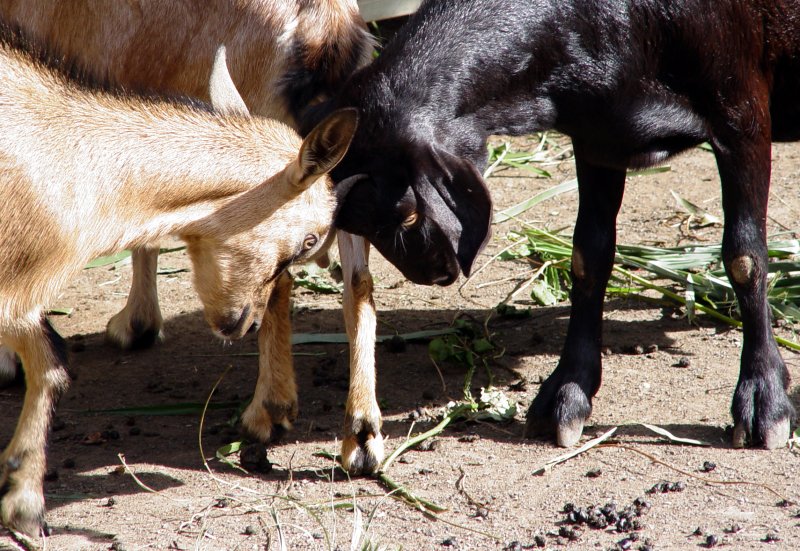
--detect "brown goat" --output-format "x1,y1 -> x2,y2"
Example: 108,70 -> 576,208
0,1 -> 385,474
0,37 -> 357,537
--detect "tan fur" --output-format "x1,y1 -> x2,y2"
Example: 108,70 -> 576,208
0,0 -> 386,477
0,40 -> 356,536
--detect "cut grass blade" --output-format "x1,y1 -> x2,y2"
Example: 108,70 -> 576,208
533,426 -> 619,475
493,178 -> 577,224
500,226 -> 800,350
641,423 -> 710,446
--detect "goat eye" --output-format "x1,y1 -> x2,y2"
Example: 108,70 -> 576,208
302,234 -> 318,251
401,211 -> 419,229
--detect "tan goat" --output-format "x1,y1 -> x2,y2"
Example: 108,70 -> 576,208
0,0 -> 386,475
0,35 -> 357,536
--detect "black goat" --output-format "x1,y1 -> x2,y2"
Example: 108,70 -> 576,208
321,0 -> 799,449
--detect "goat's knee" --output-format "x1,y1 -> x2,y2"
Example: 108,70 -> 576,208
728,254 -> 755,286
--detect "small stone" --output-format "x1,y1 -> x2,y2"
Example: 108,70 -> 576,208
674,357 -> 691,368
243,525 -> 257,536
724,524 -> 741,534
645,344 -> 658,353
102,429 -> 120,440
763,532 -> 781,543
104,497 -> 116,507
558,526 -> 580,541
417,438 -> 441,452
701,461 -> 716,472
473,506 -> 489,519
441,537 -> 457,546
704,534 -> 719,548
533,534 -> 546,548
631,345 -> 645,355
586,468 -> 603,478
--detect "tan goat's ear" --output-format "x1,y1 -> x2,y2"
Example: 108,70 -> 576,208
208,45 -> 250,116
297,108 -> 358,183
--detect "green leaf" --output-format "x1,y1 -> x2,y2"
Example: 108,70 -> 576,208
530,279 -> 560,306
216,440 -> 244,458
84,250 -> 132,269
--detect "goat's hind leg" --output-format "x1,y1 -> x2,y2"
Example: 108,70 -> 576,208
1,316 -> 70,537
525,153 -> 625,446
714,120 -> 795,449
106,245 -> 164,349
241,272 -> 298,443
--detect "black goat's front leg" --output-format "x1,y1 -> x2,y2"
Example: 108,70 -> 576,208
714,130 -> 795,449
526,152 -> 625,446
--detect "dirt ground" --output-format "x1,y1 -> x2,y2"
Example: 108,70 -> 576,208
2,138 -> 800,551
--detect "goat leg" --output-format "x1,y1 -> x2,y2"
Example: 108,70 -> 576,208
241,272 -> 298,443
1,315 -> 70,537
105,245 -> 164,349
526,151 -> 626,446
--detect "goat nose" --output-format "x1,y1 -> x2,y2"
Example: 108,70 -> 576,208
432,271 -> 457,286
217,304 -> 252,338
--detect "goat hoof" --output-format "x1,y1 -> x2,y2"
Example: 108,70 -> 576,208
240,400 -> 297,444
1,480 -> 46,539
106,313 -> 163,350
340,411 -> 384,474
526,381 -> 592,446
732,418 -> 791,450
341,432 -> 384,475
556,418 -> 585,447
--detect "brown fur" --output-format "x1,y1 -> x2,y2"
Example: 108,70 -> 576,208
0,0 -> 386,479
0,38 -> 356,536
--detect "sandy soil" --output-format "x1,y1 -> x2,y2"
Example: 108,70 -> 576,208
2,139 -> 799,551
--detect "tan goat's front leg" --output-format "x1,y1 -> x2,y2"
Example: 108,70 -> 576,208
338,231 -> 383,475
1,316 -> 70,537
241,272 -> 298,443
106,245 -> 164,349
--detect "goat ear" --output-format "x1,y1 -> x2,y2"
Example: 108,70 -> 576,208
426,150 -> 493,277
208,45 -> 250,116
297,108 -> 358,183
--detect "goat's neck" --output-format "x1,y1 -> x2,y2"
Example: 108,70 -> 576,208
9,98 -> 298,256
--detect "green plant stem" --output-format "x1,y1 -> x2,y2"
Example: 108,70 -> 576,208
376,472 -> 447,514
380,403 -> 476,473
613,265 -> 800,351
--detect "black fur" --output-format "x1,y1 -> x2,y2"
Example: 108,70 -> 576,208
327,0 -> 800,446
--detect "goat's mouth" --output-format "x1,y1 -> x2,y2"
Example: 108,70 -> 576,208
213,304 -> 254,340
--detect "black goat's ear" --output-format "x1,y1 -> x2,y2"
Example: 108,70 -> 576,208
423,149 -> 493,277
